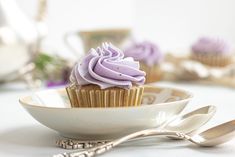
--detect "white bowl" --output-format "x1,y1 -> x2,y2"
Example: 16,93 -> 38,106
19,86 -> 192,140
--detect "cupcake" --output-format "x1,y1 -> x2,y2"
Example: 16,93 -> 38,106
191,37 -> 232,67
66,42 -> 146,108
124,41 -> 163,83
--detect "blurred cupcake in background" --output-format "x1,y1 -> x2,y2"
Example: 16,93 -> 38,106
124,41 -> 164,83
191,37 -> 232,67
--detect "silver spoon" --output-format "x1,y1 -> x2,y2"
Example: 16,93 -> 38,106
56,105 -> 216,149
160,105 -> 215,133
53,119 -> 235,157
164,105 -> 216,140
129,105 -> 216,141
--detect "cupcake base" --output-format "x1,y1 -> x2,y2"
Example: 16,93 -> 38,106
140,63 -> 162,83
191,53 -> 231,67
66,84 -> 144,107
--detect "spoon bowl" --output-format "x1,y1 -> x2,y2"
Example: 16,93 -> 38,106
164,105 -> 216,140
165,105 -> 216,133
191,120 -> 235,146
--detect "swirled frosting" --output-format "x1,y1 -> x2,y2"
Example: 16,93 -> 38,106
70,43 -> 146,89
191,37 -> 231,55
124,41 -> 163,66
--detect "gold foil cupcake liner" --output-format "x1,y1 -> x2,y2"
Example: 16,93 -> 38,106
191,53 -> 232,67
140,63 -> 163,83
66,85 -> 144,108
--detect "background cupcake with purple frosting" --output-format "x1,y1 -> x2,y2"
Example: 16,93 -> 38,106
191,37 -> 232,67
66,42 -> 146,108
124,41 -> 164,83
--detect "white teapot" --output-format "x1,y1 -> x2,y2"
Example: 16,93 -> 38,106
0,0 -> 47,82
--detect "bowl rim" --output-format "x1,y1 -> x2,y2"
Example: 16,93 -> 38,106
19,86 -> 193,110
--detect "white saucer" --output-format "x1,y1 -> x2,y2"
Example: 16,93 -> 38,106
19,86 -> 192,140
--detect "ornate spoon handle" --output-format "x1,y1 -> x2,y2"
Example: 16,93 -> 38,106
53,130 -> 191,157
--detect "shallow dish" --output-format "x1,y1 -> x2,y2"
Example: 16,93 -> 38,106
19,86 -> 192,140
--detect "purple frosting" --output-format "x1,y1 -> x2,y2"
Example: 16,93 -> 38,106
70,43 -> 146,89
124,41 -> 163,66
191,37 -> 231,55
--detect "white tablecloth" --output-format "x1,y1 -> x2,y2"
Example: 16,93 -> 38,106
0,81 -> 235,157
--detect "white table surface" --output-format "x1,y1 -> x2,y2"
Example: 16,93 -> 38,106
0,81 -> 235,157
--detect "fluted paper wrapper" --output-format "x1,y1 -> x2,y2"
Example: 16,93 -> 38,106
140,63 -> 162,83
191,53 -> 231,67
66,85 -> 144,108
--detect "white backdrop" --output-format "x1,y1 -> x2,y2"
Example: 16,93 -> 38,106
134,0 -> 235,54
18,0 -> 235,57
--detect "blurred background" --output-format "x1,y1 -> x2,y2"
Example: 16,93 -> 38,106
18,0 -> 235,57
1,0 -> 235,87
